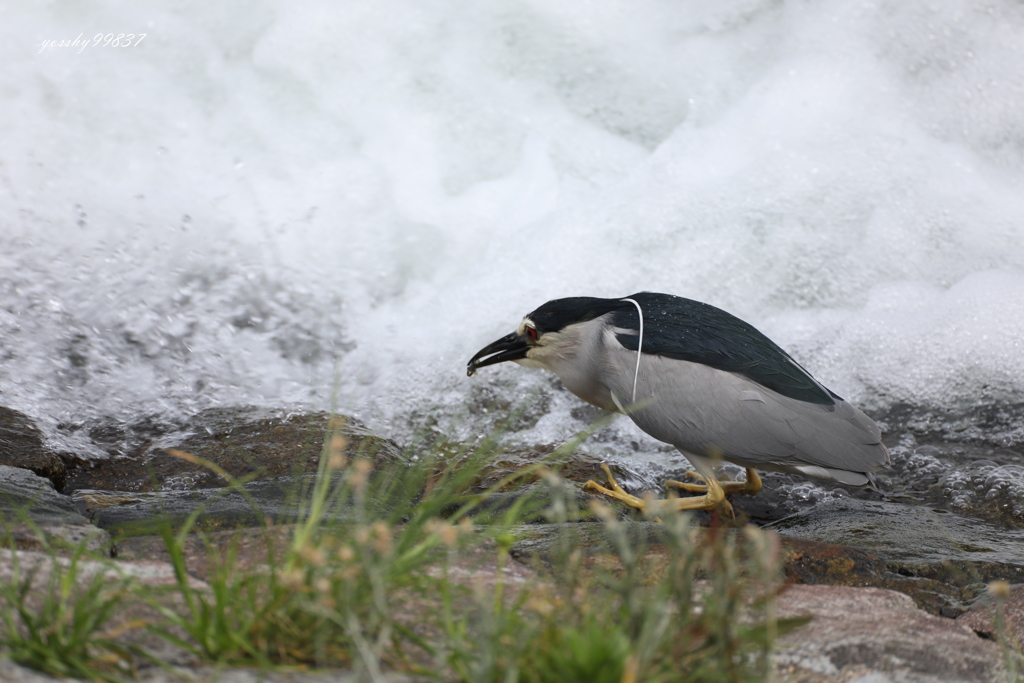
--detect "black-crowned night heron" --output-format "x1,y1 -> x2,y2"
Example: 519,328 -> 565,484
466,292 -> 889,515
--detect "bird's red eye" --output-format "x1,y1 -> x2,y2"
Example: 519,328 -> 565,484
525,326 -> 538,341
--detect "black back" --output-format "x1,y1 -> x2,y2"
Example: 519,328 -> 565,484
529,293 -> 839,406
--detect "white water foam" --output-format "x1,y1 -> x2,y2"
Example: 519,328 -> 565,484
2,0 -> 1023,459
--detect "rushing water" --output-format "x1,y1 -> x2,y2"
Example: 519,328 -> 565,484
2,1 -> 1024,523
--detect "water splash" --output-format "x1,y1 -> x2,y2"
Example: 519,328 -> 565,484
1,0 -> 1023,478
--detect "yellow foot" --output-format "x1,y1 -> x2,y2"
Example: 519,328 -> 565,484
584,463 -> 728,516
665,468 -> 762,497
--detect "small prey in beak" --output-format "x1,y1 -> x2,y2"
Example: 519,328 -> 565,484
466,332 -> 529,376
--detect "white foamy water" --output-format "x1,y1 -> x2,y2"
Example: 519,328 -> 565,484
2,0 -> 1023,460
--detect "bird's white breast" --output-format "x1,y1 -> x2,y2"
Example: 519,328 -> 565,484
515,317 -> 622,412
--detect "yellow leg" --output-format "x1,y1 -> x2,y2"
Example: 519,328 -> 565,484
583,464 -> 648,509
665,467 -> 762,497
585,463 -> 728,515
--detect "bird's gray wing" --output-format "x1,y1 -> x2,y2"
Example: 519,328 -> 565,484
613,292 -> 839,405
602,343 -> 887,483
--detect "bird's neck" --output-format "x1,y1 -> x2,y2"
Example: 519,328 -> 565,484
529,320 -> 620,412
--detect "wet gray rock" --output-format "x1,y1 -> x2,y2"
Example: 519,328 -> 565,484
58,408 -> 409,535
0,407 -> 66,491
61,408 -> 401,494
770,497 -> 1024,614
0,465 -> 108,551
775,585 -> 1008,683
770,498 -> 1024,593
75,476 -> 325,535
64,407 -> 627,534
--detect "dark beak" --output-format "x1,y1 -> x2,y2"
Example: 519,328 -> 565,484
467,332 -> 529,377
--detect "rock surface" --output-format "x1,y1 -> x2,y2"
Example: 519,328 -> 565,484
0,658 -> 423,682
2,530 -> 1010,683
771,498 -> 1024,566
0,546 -> 204,674
775,585 -> 1008,683
3,405 -> 1024,682
0,407 -> 66,491
0,465 -> 108,551
74,476 -> 325,535
0,547 -> 206,590
62,408 -> 402,494
59,408 -> 408,534
770,497 -> 1024,615
957,583 -> 1024,650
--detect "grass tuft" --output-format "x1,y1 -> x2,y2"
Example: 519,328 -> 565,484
0,542 -> 144,682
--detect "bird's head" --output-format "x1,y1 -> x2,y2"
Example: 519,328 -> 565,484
466,297 -> 628,376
